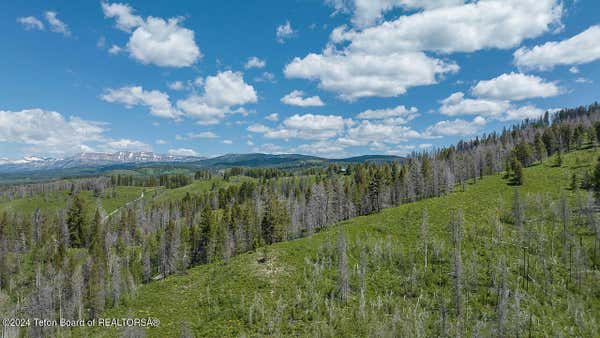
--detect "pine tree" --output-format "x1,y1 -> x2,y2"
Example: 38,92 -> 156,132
513,159 -> 525,185
421,208 -> 429,269
198,205 -> 213,263
592,156 -> 600,198
534,134 -> 547,163
556,150 -> 563,167
451,210 -> 463,318
570,172 -> 578,191
66,194 -> 87,248
337,232 -> 349,303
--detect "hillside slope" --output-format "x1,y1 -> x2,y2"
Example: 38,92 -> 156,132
88,149 -> 600,337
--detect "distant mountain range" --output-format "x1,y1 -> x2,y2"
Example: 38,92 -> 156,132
0,151 -> 203,173
0,151 -> 403,182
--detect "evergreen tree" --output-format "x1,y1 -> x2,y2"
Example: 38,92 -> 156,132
66,194 -> 87,248
592,156 -> 600,198
513,159 -> 525,185
534,134 -> 547,163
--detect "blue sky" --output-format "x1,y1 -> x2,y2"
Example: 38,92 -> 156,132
1,0 -> 599,159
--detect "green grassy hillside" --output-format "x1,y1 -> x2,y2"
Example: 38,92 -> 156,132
84,148 -> 599,336
0,186 -> 147,217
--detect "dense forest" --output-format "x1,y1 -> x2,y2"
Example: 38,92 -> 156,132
1,103 -> 600,337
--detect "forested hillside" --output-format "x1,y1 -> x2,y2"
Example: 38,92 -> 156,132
1,103 -> 600,337
90,146 -> 600,337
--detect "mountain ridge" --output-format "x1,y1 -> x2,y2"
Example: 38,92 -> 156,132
0,151 -> 404,177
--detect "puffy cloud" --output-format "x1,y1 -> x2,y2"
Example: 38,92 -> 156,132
245,56 -> 266,69
575,77 -> 592,84
248,114 -> 351,140
202,71 -> 257,107
339,120 -> 420,146
499,105 -> 545,121
276,20 -> 295,43
334,0 -> 562,55
222,139 -> 233,144
101,2 -> 143,32
177,71 -> 257,124
514,25 -> 600,70
326,0 -> 465,28
356,105 -> 418,123
254,72 -> 276,83
439,92 -> 547,122
253,143 -> 285,154
108,45 -> 123,54
102,2 -> 201,67
0,109 -> 147,156
101,138 -> 151,152
471,72 -> 561,101
280,90 -> 325,106
295,140 -> 348,157
17,16 -> 44,30
155,139 -> 167,144
168,148 -> 199,156
440,92 -> 509,117
187,131 -> 218,139
288,0 -> 560,100
285,51 -> 458,100
44,11 -> 70,36
569,66 -> 579,74
265,113 -> 279,121
0,109 -> 105,154
168,81 -> 185,91
128,17 -> 201,67
101,86 -> 181,119
385,145 -> 417,156
247,124 -> 271,133
423,116 -> 486,137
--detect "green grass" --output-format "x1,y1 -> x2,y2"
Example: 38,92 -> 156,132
0,186 -> 147,218
153,176 -> 256,203
77,148 -> 600,336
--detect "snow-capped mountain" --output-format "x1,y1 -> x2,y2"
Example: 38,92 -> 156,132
69,151 -> 197,163
0,151 -> 204,173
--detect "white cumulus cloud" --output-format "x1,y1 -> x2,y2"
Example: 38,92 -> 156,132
471,72 -> 561,101
287,0 -> 561,100
285,52 -> 458,100
177,71 -> 257,125
168,148 -> 199,157
0,109 -> 105,154
356,105 -> 418,122
187,131 -> 218,139
265,113 -> 279,121
326,0 -> 465,28
514,25 -> 600,70
440,92 -> 510,118
339,121 -> 420,146
276,20 -> 295,43
44,11 -> 70,36
423,116 -> 486,137
101,86 -> 181,119
281,90 -> 325,106
102,2 -> 201,67
101,138 -> 151,152
499,105 -> 545,121
333,0 -> 562,55
245,56 -> 266,69
17,16 -> 45,30
248,114 -> 351,140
